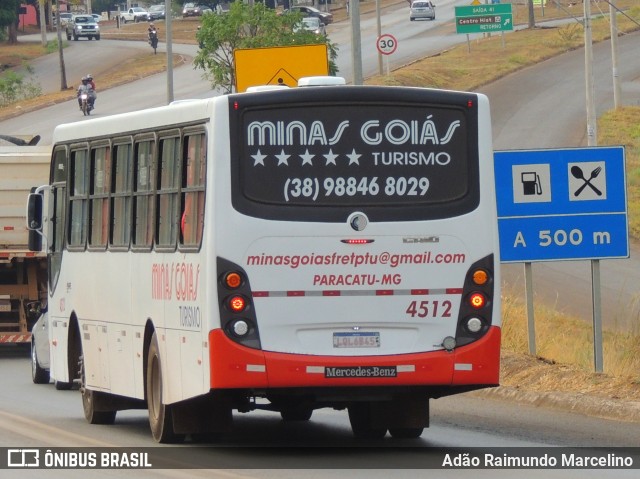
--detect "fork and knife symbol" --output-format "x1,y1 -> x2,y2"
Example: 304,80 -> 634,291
570,165 -> 603,196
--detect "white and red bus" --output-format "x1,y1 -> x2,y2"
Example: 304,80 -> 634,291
29,81 -> 500,442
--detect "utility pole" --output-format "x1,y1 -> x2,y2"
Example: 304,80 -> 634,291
56,2 -> 67,90
350,0 -> 363,85
584,0 -> 596,146
39,0 -> 47,47
610,0 -> 621,109
375,0 -> 382,75
165,0 -> 174,103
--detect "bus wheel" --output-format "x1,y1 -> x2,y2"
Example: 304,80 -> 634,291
280,405 -> 313,422
147,332 -> 185,443
31,341 -> 50,384
80,355 -> 116,425
348,404 -> 387,439
389,427 -> 424,439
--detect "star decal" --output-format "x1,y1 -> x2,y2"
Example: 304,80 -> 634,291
251,149 -> 267,166
346,148 -> 361,165
275,149 -> 290,166
299,149 -> 315,166
324,149 -> 339,166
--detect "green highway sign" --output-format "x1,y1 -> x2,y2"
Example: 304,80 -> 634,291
455,4 -> 514,34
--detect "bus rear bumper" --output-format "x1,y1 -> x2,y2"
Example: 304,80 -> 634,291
209,326 -> 500,389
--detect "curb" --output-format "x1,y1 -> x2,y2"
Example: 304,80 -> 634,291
471,386 -> 640,423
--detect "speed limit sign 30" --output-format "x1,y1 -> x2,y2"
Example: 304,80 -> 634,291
377,34 -> 398,56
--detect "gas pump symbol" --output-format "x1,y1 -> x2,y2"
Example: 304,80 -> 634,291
521,171 -> 542,196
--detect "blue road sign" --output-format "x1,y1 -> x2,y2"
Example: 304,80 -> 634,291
494,147 -> 629,263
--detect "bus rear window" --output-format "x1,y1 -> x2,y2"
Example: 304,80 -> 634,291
230,89 -> 480,222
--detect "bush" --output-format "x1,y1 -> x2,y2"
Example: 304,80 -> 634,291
0,68 -> 42,107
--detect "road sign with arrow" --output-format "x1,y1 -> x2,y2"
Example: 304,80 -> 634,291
455,4 -> 514,34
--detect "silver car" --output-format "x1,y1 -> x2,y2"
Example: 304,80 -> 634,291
410,1 -> 436,21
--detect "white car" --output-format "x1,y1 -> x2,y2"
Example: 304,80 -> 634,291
295,17 -> 327,37
410,1 -> 436,21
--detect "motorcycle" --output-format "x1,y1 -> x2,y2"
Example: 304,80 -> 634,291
78,92 -> 94,116
149,29 -> 158,54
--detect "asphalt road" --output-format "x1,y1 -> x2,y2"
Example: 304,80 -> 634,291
3,8 -> 640,333
1,350 -> 638,478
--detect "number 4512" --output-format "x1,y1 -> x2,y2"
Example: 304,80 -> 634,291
406,300 -> 452,318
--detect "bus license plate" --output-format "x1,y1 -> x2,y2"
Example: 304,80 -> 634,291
333,332 -> 380,348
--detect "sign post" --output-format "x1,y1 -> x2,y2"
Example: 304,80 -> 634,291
455,4 -> 514,34
376,33 -> 397,76
495,147 -> 628,372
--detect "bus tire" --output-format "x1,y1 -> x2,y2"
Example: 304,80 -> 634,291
348,403 -> 387,439
389,427 -> 424,439
31,341 -> 50,384
80,355 -> 116,425
146,332 -> 185,443
280,406 -> 313,422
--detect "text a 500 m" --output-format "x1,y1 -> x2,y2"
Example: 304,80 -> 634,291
284,176 -> 430,202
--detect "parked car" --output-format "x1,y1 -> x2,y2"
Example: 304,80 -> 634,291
55,12 -> 73,27
119,7 -> 149,23
295,17 -> 326,37
147,4 -> 166,20
182,2 -> 200,17
409,1 -> 436,21
91,13 -> 102,23
31,313 -> 50,385
66,14 -> 101,41
289,6 -> 333,25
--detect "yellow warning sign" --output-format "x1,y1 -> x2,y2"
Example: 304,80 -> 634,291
470,0 -> 482,4
234,44 -> 329,93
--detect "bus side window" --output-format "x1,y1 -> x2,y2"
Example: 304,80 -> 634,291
69,148 -> 90,248
157,136 -> 180,248
89,145 -> 111,248
111,143 -> 132,248
133,140 -> 155,249
180,133 -> 206,248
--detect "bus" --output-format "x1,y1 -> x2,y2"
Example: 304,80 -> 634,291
28,81 -> 500,442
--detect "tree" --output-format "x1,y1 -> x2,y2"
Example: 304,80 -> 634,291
194,2 -> 338,94
1,0 -> 21,44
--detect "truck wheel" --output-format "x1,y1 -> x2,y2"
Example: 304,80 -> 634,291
147,332 -> 185,443
31,341 -> 49,384
55,380 -> 73,390
95,34 -> 100,41
66,34 -> 71,40
80,355 -> 116,424
73,34 -> 78,41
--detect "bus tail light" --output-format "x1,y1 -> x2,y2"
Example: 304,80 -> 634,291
228,295 -> 247,313
472,269 -> 488,286
454,255 -> 494,348
217,257 -> 261,349
232,320 -> 250,337
465,317 -> 483,333
224,272 -> 242,289
468,292 -> 486,309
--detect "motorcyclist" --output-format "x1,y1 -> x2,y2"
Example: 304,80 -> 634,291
147,22 -> 158,44
77,76 -> 96,110
86,74 -> 96,91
